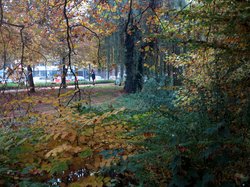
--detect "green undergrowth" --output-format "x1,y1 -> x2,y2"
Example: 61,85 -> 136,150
0,78 -> 249,186
100,78 -> 176,111
95,78 -> 250,186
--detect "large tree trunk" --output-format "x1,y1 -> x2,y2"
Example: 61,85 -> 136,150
27,65 -> 35,93
124,27 -> 136,93
124,26 -> 145,93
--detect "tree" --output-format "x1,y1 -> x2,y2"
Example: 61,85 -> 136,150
91,0 -> 166,92
27,65 -> 35,92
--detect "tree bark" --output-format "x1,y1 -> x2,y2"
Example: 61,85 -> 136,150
27,65 -> 35,93
2,48 -> 6,80
124,26 -> 136,93
119,32 -> 125,85
61,57 -> 67,88
124,27 -> 145,93
136,47 -> 144,91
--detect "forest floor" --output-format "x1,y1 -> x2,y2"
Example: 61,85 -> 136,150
0,84 -> 124,120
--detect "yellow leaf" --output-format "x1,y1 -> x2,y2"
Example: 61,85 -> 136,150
53,133 -> 61,140
111,7 -> 117,12
61,131 -> 69,139
45,144 -> 81,158
144,46 -> 150,52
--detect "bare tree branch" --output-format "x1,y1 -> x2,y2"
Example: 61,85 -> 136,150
173,0 -> 194,20
2,21 -> 24,28
0,0 -> 3,25
58,0 -> 81,104
71,23 -> 101,65
125,0 -> 133,33
164,0 -> 194,29
150,7 -> 166,31
24,43 -> 48,64
137,6 -> 150,23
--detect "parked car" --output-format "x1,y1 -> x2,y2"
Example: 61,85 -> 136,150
33,77 -> 52,84
0,78 -> 13,84
53,76 -> 70,83
95,76 -> 103,80
109,76 -> 116,80
71,76 -> 85,82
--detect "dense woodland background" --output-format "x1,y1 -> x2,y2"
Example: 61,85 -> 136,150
0,0 -> 249,186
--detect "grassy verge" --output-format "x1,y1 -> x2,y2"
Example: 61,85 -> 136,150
0,80 -> 115,90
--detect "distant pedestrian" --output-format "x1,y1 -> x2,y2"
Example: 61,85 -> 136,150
91,69 -> 95,85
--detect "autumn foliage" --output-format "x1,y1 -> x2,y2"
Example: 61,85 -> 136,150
0,0 -> 250,186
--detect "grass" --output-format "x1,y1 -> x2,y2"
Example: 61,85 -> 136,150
0,80 -> 115,90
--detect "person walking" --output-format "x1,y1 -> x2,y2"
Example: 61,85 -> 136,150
91,69 -> 95,85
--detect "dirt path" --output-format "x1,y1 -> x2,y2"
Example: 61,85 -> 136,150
0,84 -> 124,120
